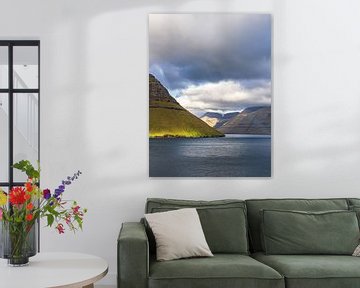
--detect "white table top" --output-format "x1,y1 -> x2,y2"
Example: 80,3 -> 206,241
0,252 -> 108,288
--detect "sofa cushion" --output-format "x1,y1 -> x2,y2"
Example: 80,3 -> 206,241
149,254 -> 284,288
146,198 -> 249,254
253,252 -> 360,288
347,198 -> 360,207
347,199 -> 360,229
350,206 -> 360,228
261,209 -> 359,255
246,198 -> 349,252
145,208 -> 213,261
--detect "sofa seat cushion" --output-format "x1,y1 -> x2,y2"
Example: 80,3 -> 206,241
149,254 -> 284,288
253,252 -> 360,288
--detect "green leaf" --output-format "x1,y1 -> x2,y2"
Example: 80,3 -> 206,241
46,205 -> 60,217
13,160 -> 29,170
12,160 -> 40,180
47,214 -> 54,227
75,216 -> 83,230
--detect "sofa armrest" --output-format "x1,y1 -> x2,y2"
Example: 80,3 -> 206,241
118,222 -> 149,288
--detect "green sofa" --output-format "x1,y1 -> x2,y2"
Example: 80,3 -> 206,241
118,198 -> 360,288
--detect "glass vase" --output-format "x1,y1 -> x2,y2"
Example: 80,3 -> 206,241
0,220 -> 37,266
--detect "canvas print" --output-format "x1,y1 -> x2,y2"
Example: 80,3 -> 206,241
149,13 -> 272,177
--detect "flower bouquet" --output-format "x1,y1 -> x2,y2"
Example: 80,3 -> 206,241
0,160 -> 87,266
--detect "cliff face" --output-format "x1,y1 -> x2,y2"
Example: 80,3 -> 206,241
149,74 -> 179,105
218,106 -> 271,135
149,74 -> 224,138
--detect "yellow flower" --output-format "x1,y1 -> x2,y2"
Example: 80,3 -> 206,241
0,189 -> 7,206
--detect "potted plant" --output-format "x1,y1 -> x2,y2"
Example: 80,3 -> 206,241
0,160 -> 87,266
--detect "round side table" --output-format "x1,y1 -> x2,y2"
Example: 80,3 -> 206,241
0,252 -> 108,288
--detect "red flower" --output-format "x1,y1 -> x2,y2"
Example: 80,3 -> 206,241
26,214 -> 33,221
26,203 -> 34,210
9,187 -> 26,205
72,205 -> 80,215
25,182 -> 33,192
56,223 -> 65,234
24,193 -> 31,200
65,214 -> 71,225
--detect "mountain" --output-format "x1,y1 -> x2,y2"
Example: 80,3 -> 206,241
201,112 -> 239,129
149,74 -> 224,138
218,106 -> 271,135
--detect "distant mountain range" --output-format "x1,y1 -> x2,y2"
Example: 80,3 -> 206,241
200,112 -> 240,129
217,106 -> 271,135
149,74 -> 271,137
149,74 -> 224,138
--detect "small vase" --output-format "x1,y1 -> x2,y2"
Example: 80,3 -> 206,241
0,220 -> 37,266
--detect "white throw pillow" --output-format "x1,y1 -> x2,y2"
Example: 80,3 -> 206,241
145,208 -> 213,261
353,244 -> 360,256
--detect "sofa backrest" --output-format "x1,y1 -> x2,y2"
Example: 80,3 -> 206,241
245,198 -> 349,252
145,198 -> 249,255
348,198 -> 360,207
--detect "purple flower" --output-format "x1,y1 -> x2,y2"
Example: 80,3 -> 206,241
54,170 -> 82,199
43,189 -> 51,200
54,189 -> 63,198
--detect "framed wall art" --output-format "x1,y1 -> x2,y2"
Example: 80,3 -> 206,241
149,13 -> 272,177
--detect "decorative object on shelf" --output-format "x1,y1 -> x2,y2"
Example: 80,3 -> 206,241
0,160 -> 87,266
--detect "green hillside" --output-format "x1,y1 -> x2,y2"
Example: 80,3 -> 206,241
149,74 -> 224,138
150,105 -> 224,138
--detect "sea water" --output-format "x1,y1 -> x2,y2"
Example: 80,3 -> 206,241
149,134 -> 271,177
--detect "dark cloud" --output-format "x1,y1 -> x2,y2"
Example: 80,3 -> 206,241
149,14 -> 271,91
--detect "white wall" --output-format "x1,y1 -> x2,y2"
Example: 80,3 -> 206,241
1,0 -> 360,285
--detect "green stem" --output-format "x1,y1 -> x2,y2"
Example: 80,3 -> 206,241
8,222 -> 30,259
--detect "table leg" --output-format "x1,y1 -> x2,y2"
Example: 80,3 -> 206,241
82,284 -> 94,288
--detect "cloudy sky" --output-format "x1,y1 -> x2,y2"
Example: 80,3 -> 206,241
149,13 -> 271,116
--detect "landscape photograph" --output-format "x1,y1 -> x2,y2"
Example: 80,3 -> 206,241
149,13 -> 272,177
